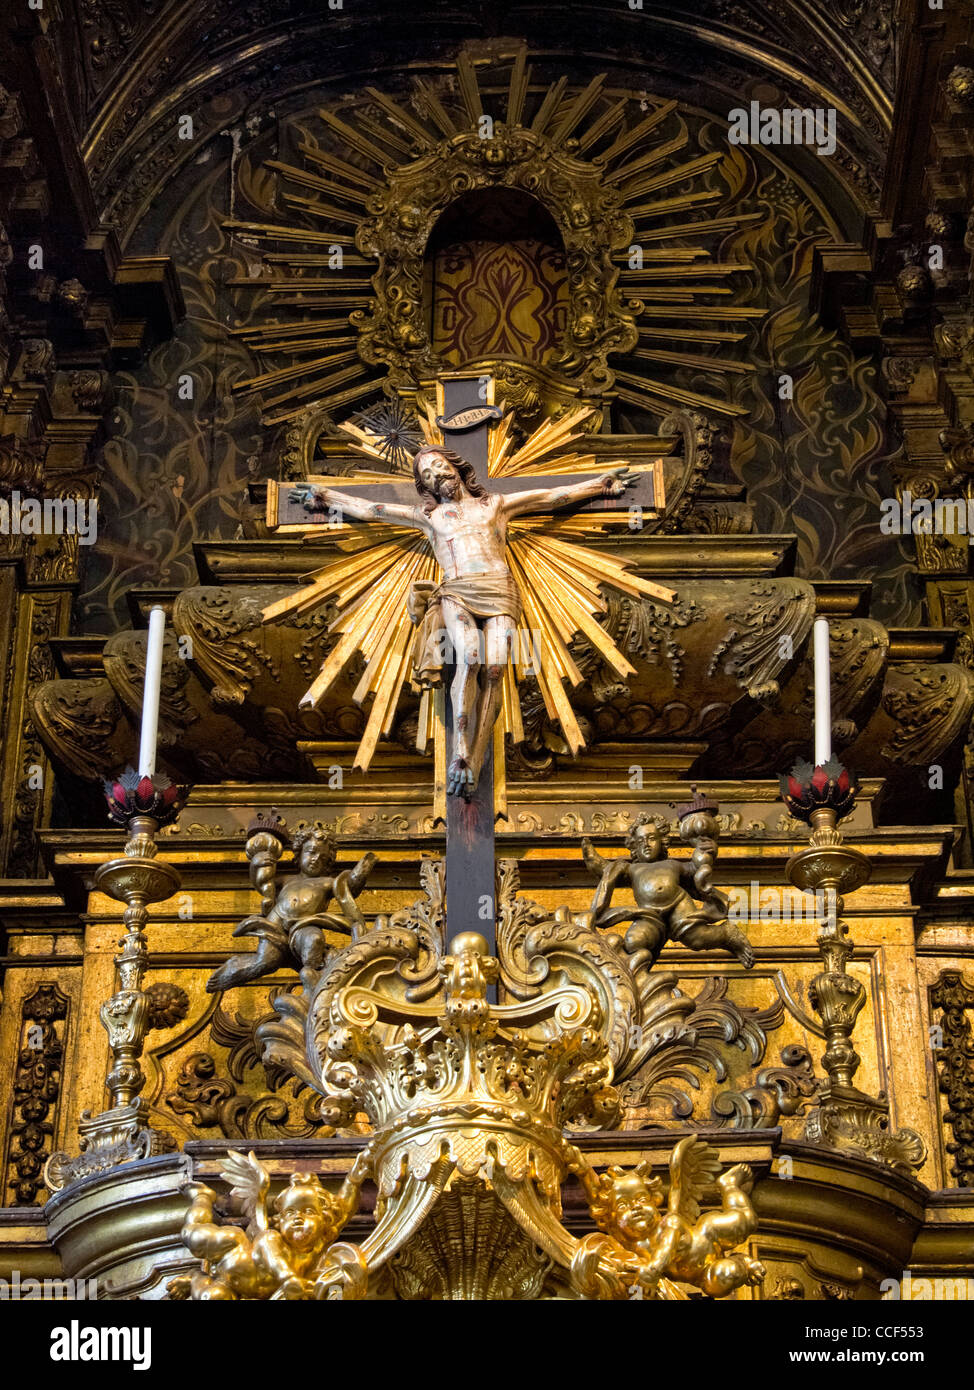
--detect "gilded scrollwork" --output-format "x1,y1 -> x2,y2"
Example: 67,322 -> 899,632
351,120 -> 637,404
881,662 -> 974,766
708,580 -> 816,702
179,850 -> 768,1298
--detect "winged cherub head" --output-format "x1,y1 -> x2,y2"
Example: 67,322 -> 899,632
272,1173 -> 343,1254
595,1162 -> 665,1247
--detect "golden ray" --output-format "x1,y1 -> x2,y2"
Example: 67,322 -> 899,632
598,100 -> 678,164
632,347 -> 756,374
531,77 -> 567,134
263,253 -> 370,267
577,97 -> 627,152
456,51 -> 484,124
223,219 -> 358,245
619,152 -> 725,200
636,303 -> 766,320
231,319 -> 356,339
233,335 -> 358,354
357,113 -> 413,159
621,263 -> 752,280
631,288 -> 730,301
506,50 -> 529,127
227,278 -> 381,292
261,375 -> 379,426
265,161 -> 371,206
297,144 -> 381,189
491,406 -> 597,476
638,325 -> 748,343
413,78 -> 459,136
279,193 -> 362,227
260,364 -> 372,413
232,350 -> 360,396
631,213 -> 764,241
317,109 -> 394,168
614,370 -> 748,417
627,190 -> 721,220
364,88 -> 436,149
551,75 -> 606,141
602,131 -> 690,186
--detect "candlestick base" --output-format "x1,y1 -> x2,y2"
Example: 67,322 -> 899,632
45,804 -> 182,1192
782,770 -> 926,1179
804,1085 -> 927,1178
45,1101 -> 175,1190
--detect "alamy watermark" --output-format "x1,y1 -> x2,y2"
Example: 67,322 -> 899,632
0,1270 -> 98,1300
727,881 -> 836,928
880,490 -> 974,541
728,101 -> 836,158
0,492 -> 98,545
882,1272 -> 974,1300
50,1319 -> 151,1371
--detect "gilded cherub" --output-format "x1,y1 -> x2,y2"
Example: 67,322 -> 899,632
572,1136 -> 765,1299
171,1150 -> 367,1301
208,826 -> 377,991
582,815 -> 753,969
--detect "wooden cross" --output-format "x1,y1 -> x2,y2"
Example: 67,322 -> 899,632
269,375 -> 665,963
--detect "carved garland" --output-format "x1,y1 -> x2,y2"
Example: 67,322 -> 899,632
3,983 -> 69,1205
930,969 -> 974,1186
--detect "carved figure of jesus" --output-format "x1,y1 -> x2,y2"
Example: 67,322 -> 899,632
301,445 -> 637,797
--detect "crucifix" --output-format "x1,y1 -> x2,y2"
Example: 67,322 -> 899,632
269,374 -> 669,958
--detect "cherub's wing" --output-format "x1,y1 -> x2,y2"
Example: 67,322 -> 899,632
667,1136 -> 721,1223
220,1149 -> 270,1234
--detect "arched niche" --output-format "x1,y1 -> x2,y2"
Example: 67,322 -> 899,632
424,187 -> 568,369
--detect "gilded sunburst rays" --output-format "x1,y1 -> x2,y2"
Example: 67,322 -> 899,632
236,55 -> 762,778
263,406 -> 669,775
226,54 -> 763,425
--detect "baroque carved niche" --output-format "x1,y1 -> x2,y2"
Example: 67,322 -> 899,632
350,122 -> 637,408
228,57 -> 758,442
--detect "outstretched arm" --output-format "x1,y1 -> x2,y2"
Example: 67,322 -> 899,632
295,483 -> 429,532
502,465 -> 639,519
347,850 -> 377,896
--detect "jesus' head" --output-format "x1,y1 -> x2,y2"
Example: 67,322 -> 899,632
412,446 -> 487,512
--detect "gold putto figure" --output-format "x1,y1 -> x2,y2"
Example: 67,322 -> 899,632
583,811 -> 754,968
573,1138 -> 765,1300
171,1150 -> 367,1301
207,823 -> 376,991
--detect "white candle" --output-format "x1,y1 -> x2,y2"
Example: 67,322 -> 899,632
138,605 -> 166,779
813,616 -> 832,767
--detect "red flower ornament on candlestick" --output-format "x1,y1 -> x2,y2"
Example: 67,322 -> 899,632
103,766 -> 189,829
779,756 -> 858,826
